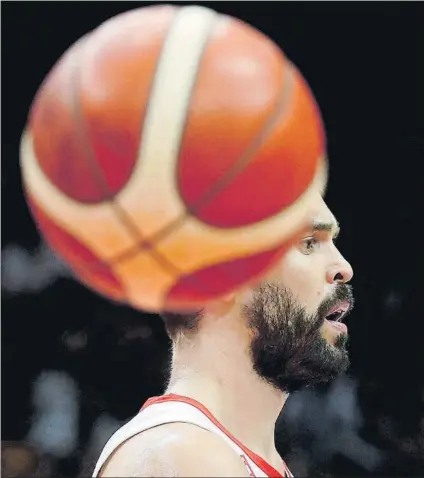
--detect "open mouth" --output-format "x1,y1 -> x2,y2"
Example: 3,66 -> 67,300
324,300 -> 351,323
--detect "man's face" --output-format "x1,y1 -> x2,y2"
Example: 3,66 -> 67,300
241,194 -> 354,392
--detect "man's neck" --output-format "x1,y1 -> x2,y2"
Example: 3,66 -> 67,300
164,322 -> 289,462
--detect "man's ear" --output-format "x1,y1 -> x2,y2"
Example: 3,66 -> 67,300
205,290 -> 237,316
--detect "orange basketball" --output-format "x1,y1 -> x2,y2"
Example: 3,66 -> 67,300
20,4 -> 327,312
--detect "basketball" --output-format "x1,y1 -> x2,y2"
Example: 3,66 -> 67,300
20,4 -> 327,313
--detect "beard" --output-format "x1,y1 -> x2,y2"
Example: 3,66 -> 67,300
243,282 -> 354,393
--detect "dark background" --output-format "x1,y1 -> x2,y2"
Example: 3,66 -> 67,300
2,2 -> 423,477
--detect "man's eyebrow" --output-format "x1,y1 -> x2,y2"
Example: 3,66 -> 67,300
312,221 -> 340,238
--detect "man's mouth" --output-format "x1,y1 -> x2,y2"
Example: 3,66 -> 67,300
324,300 -> 352,323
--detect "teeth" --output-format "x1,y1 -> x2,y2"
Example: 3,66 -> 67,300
336,310 -> 346,322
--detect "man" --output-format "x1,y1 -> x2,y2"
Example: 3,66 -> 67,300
93,192 -> 354,477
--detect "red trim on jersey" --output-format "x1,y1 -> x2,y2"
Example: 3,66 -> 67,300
141,394 -> 290,478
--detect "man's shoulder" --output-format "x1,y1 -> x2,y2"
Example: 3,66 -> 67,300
99,422 -> 249,477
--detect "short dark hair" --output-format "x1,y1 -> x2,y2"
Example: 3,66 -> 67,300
160,309 -> 203,341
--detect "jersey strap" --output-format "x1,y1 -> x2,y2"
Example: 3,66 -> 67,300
142,394 -> 292,477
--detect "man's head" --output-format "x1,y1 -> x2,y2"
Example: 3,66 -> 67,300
161,193 -> 354,392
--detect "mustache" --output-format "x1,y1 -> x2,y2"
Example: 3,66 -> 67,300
318,283 -> 355,320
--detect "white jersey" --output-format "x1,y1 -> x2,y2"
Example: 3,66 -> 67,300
93,394 -> 293,477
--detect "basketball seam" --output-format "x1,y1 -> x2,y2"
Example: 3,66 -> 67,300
61,36 -> 131,298
181,63 -> 296,220
165,241 -> 292,304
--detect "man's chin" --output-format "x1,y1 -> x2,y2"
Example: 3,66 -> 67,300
320,319 -> 350,345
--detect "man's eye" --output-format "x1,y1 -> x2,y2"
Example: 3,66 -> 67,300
300,237 -> 319,255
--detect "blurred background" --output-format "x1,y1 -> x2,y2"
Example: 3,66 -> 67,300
2,2 -> 424,477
